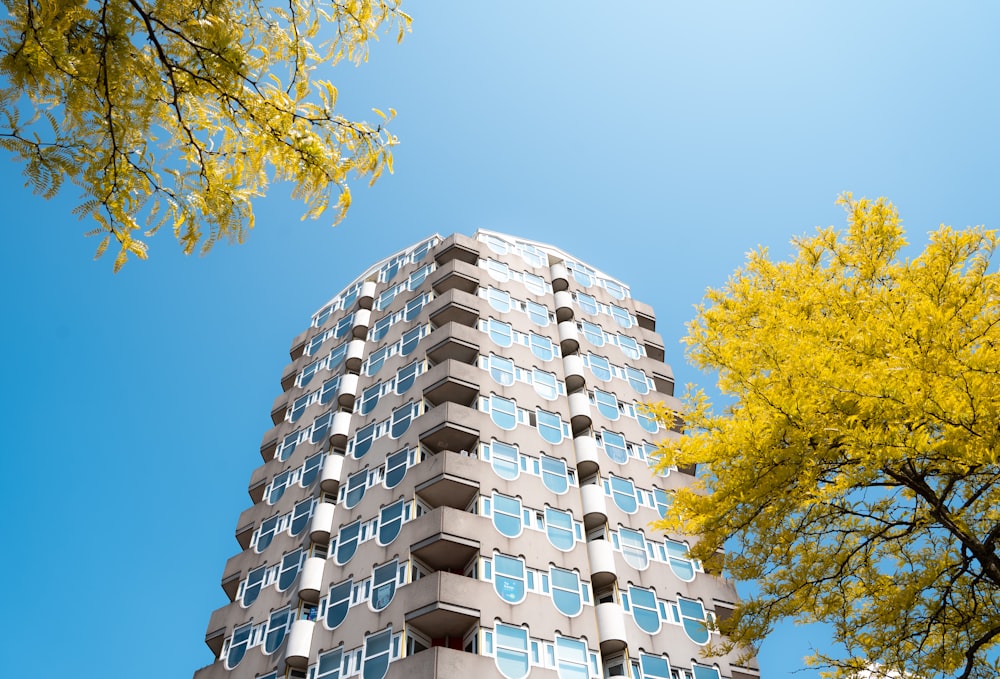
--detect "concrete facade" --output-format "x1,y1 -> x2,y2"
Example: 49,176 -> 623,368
193,232 -> 761,679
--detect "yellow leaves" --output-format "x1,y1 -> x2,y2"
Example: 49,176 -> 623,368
0,0 -> 410,270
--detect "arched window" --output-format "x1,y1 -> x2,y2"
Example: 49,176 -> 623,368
400,325 -> 423,356
395,360 -> 420,394
679,597 -> 711,644
358,383 -> 381,415
390,402 -> 417,439
492,494 -> 523,538
278,549 -> 302,591
378,500 -> 406,545
625,366 -> 649,395
608,475 -> 638,514
362,627 -> 394,679
639,654 -> 672,679
628,585 -> 661,634
487,287 -> 512,313
224,623 -> 251,668
302,453 -> 323,486
255,516 -> 279,552
593,389 -> 620,421
540,455 -> 569,494
371,560 -> 399,611
545,507 -> 576,551
637,406 -> 659,433
576,292 -> 598,315
600,430 -> 628,465
666,539 -> 697,582
529,333 -> 554,361
316,648 -> 344,679
488,319 -> 513,347
618,334 -> 640,359
490,440 -> 520,481
384,449 -> 410,488
526,300 -> 549,326
290,499 -> 312,535
555,636 -> 589,679
241,565 -> 265,606
610,305 -> 632,328
550,567 -> 582,616
587,354 -> 612,382
268,471 -> 290,504
536,409 -> 565,444
580,320 -> 604,346
619,528 -> 648,570
489,395 -> 518,430
489,354 -> 516,386
344,468 -> 368,509
325,579 -> 352,629
352,422 -> 377,459
264,607 -> 290,654
335,520 -> 361,564
532,369 -> 559,400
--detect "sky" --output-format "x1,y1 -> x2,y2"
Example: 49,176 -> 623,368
2,2 -> 999,677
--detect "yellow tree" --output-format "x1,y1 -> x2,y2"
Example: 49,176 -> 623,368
0,0 -> 410,270
650,196 -> 1000,679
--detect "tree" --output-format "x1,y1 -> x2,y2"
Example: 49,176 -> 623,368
0,0 -> 410,270
650,195 -> 1000,679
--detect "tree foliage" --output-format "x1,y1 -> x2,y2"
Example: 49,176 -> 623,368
650,195 -> 1000,679
0,0 -> 409,270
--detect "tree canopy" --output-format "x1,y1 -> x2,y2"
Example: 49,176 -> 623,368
0,0 -> 409,270
651,196 -> 1000,679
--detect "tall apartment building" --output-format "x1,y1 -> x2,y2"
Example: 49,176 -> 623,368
194,231 -> 761,679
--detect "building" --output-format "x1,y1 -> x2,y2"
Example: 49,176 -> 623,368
194,231 -> 761,679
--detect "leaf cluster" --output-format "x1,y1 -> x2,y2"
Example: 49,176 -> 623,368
650,195 -> 1000,679
0,0 -> 410,270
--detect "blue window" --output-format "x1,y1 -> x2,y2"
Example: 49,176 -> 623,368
278,549 -> 302,591
529,333 -> 554,361
312,412 -> 332,444
667,540 -> 696,581
486,259 -> 510,282
484,235 -> 509,255
604,279 -> 627,300
290,498 -> 312,535
488,395 -> 518,430
625,366 -> 649,395
384,449 -> 410,488
628,586 -> 661,634
352,422 -> 377,459
536,409 -> 564,444
395,360 -> 420,394
540,455 -> 568,494
302,453 -> 323,486
608,475 -> 638,514
619,528 -> 649,570
555,636 -> 589,679
316,648 -> 344,679
593,389 -> 619,421
618,334 -> 641,359
520,244 -> 545,268
264,606 -> 291,653
545,507 -> 575,551
400,325 -> 423,356
571,264 -> 594,287
491,440 -> 520,481
653,487 -> 672,518
404,294 -> 426,321
588,354 -> 612,381
378,500 -> 406,545
358,382 -> 382,415
487,287 -> 512,313
371,560 -> 399,611
611,305 -> 632,328
637,406 -> 659,433
390,402 -> 417,439
225,623 -> 251,668
366,346 -> 389,377
489,354 -> 516,386
335,520 -> 361,564
290,393 -> 311,423
580,320 -> 604,346
679,597 -> 711,644
268,470 -> 290,504
320,376 -> 341,405
241,565 -> 265,606
523,272 -> 546,296
640,655 -> 672,679
526,300 -> 549,326
325,579 -> 352,629
494,624 -> 530,679
693,666 -> 722,679
255,515 -> 279,552
550,567 -> 582,616
488,319 -> 513,347
576,293 -> 598,315
600,430 -> 628,464
493,554 -> 526,603
492,494 -> 523,538
344,468 -> 368,508
532,368 -> 559,400
362,627 -> 394,679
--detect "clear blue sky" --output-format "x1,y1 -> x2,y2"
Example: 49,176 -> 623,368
2,2 -> 998,677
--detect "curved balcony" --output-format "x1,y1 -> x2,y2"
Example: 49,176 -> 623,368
595,601 -> 627,654
587,536 -> 617,589
554,290 -> 574,323
562,353 -> 586,393
345,339 -> 366,373
338,373 -> 359,409
284,619 -> 315,668
309,502 -> 336,543
549,262 -> 569,292
329,411 -> 352,448
352,309 -> 372,339
580,482 -> 608,530
568,391 -> 592,435
320,453 -> 344,494
358,280 -> 377,310
573,434 -> 599,478
557,320 -> 580,356
298,556 -> 326,603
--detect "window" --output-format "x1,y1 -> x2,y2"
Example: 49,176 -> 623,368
264,606 -> 291,654
493,554 -> 527,603
344,468 -> 368,508
492,493 -> 523,538
316,648 -> 343,679
278,549 -> 303,591
377,499 -> 406,545
325,579 -> 352,629
523,272 -> 546,296
400,325 -> 423,356
302,453 -> 323,486
489,354 -> 516,386
224,623 -> 252,668
362,627 -> 394,679
604,279 -> 627,300
535,409 -> 565,445
666,540 -> 696,581
619,528 -> 649,570
576,292 -> 598,315
290,498 -> 313,535
550,567 -> 582,617
653,488 -> 672,519
555,636 -> 589,679
525,300 -> 549,326
485,258 -> 510,282
488,319 -> 513,347
587,354 -> 612,381
390,402 -> 418,439
487,394 -> 518,430
637,406 -> 659,433
532,369 -> 559,400
628,585 -> 661,634
384,448 -> 411,488
640,654 -> 672,679
490,440 -> 520,481
610,305 -> 632,328
678,597 -> 711,644
404,293 -> 426,321
366,346 -> 389,377
693,665 -> 721,679
579,320 -> 604,346
487,287 -> 512,313
599,430 -> 628,464
358,382 -> 382,415
255,516 -> 279,552
311,412 -> 333,444
608,475 -> 638,514
540,455 -> 569,494
335,520 -> 361,564
593,389 -> 619,421
625,366 -> 650,395
529,333 -> 555,361
494,624 -> 530,679
352,422 -> 377,459
545,507 -> 576,551
371,560 -> 399,611
395,360 -> 421,394
268,470 -> 291,504
241,565 -> 265,606
618,334 -> 641,359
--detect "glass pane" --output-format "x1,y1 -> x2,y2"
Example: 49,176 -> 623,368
529,333 -> 553,361
378,501 -> 405,545
536,409 -> 564,444
545,507 -> 575,551
540,456 -> 568,494
491,441 -> 520,480
489,320 -> 513,347
490,395 -> 518,431
326,580 -> 352,628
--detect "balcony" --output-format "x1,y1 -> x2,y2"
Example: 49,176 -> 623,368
416,469 -> 480,511
595,601 -> 627,653
573,434 -> 599,479
337,373 -> 359,409
549,261 -> 569,292
562,354 -> 585,393
427,289 -> 479,328
418,402 -> 481,454
431,258 -> 480,295
580,482 -> 608,530
404,571 -> 481,643
358,280 -> 377,309
554,290 -> 574,323
422,362 -> 480,409
352,309 -> 372,339
434,234 -> 480,266
328,411 -> 353,448
586,538 -> 617,589
557,320 -> 580,355
345,339 -> 366,373
298,556 -> 326,603
309,501 -> 336,543
568,391 -> 592,435
320,453 -> 345,494
425,324 -> 480,365
284,619 -> 315,668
